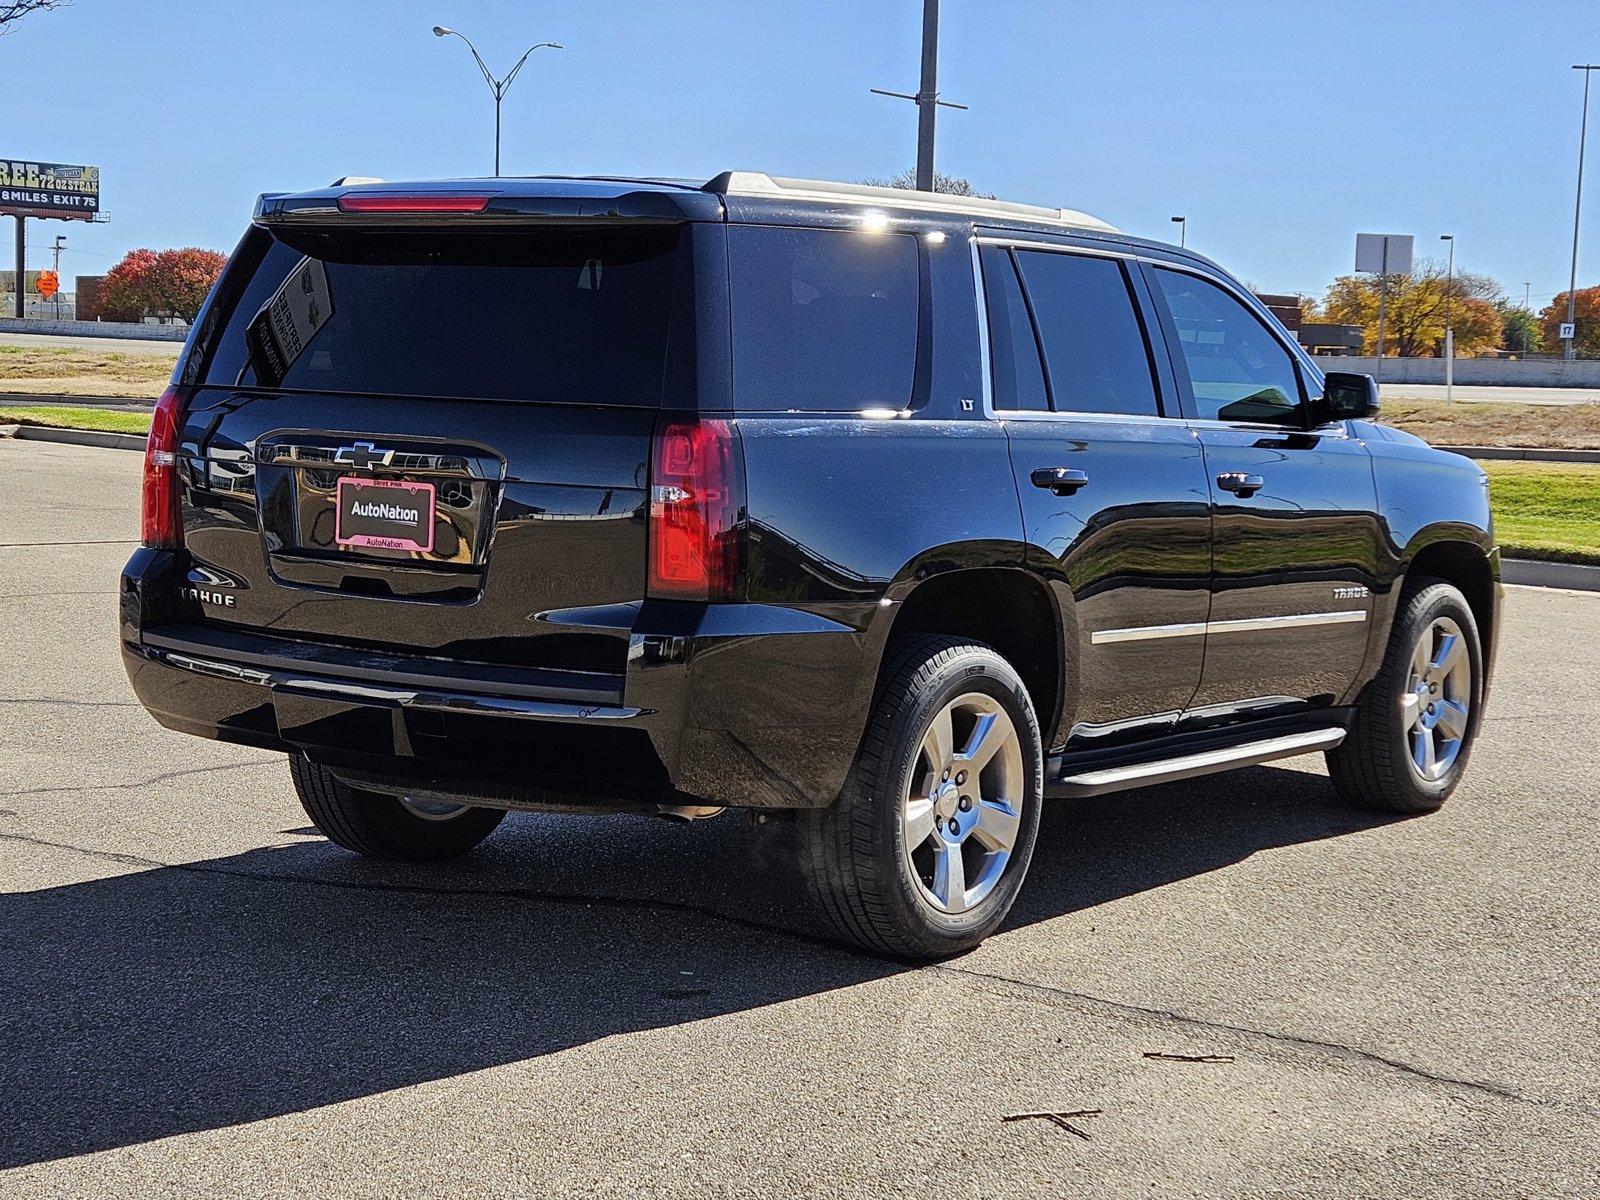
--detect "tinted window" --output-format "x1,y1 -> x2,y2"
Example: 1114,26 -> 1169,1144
729,226 -> 918,411
1014,250 -> 1160,418
1152,268 -> 1304,426
980,245 -> 1048,412
202,226 -> 686,406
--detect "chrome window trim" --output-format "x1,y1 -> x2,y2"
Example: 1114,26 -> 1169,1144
970,233 -> 1337,432
1091,609 -> 1369,645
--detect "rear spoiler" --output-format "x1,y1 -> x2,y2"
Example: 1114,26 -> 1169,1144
254,185 -> 723,227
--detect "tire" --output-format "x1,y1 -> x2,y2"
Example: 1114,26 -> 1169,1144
1327,578 -> 1483,814
798,635 -> 1044,959
289,756 -> 506,861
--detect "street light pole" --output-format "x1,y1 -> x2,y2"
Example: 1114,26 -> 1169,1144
1566,65 -> 1599,361
1171,216 -> 1187,248
1441,233 -> 1454,403
433,26 -> 564,178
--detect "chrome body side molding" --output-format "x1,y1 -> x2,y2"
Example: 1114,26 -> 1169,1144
1091,609 -> 1368,645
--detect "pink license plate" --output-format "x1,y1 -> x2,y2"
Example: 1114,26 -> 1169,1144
334,476 -> 436,553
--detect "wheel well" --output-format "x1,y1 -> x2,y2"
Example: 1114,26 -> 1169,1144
884,569 -> 1061,732
1407,540 -> 1495,647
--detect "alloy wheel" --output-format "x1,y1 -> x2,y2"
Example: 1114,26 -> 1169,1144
1402,616 -> 1472,781
901,692 -> 1025,914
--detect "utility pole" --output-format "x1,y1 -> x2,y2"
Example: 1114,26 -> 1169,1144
870,0 -> 967,192
51,234 -> 65,318
1566,65 -> 1599,360
1171,216 -> 1187,247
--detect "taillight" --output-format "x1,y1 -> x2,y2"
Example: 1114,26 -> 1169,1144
648,418 -> 743,601
141,386 -> 185,549
336,194 -> 490,214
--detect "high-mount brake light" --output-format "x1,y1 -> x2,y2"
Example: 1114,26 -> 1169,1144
336,194 -> 491,214
648,418 -> 744,601
141,386 -> 186,549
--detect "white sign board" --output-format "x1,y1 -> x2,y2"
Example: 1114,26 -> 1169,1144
1355,233 -> 1414,276
1560,321 -> 1577,340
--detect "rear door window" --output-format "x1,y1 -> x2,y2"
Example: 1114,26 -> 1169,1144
201,225 -> 688,406
728,225 -> 919,412
979,245 -> 1049,412
1012,250 -> 1161,418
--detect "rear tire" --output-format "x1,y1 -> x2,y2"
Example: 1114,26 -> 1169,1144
289,756 -> 506,860
798,635 -> 1044,960
1327,578 -> 1483,814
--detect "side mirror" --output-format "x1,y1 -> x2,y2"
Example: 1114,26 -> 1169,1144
1323,371 -> 1380,420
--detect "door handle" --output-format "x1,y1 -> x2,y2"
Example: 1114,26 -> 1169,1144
1216,471 -> 1264,497
1031,467 -> 1090,495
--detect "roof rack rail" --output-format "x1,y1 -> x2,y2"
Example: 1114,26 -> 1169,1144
701,171 -> 1117,234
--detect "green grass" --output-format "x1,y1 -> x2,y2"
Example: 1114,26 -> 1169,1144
1484,461 -> 1600,565
0,405 -> 152,435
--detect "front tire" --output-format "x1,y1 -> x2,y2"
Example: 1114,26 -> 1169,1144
289,756 -> 506,860
1327,578 -> 1484,814
798,636 -> 1044,959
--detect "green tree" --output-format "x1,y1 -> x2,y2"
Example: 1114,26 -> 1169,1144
1498,303 -> 1542,355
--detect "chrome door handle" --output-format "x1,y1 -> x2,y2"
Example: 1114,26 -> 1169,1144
1031,467 -> 1090,495
1216,471 -> 1264,497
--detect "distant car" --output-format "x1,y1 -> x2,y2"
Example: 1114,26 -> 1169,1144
122,172 -> 1500,958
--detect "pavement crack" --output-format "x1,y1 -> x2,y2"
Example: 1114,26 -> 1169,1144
0,758 -> 279,800
932,962 -> 1584,1115
4,824 -> 1591,1122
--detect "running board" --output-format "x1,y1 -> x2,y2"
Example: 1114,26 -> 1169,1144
1048,727 -> 1347,798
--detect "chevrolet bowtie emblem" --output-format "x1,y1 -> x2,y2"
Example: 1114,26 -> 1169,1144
333,441 -> 396,470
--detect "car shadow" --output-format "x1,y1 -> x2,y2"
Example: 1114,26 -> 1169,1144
0,763 -> 1397,1168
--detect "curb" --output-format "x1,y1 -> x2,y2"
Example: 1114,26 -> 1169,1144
5,424 -> 148,452
0,392 -> 155,409
1502,558 -> 1600,592
1437,444 -> 1600,463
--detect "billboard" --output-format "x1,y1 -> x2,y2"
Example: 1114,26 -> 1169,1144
0,159 -> 100,219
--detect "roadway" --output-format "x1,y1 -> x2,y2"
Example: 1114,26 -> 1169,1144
0,439 -> 1596,1198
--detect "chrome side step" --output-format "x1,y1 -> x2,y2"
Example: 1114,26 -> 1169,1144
1050,727 -> 1347,799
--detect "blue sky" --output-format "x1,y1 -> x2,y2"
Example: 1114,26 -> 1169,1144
7,0 -> 1598,308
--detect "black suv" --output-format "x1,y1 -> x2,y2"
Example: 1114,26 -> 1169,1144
123,172 -> 1499,958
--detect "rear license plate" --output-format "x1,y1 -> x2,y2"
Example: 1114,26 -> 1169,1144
334,476 -> 436,553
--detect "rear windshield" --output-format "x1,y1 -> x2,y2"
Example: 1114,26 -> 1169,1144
728,225 -> 919,412
200,225 -> 688,406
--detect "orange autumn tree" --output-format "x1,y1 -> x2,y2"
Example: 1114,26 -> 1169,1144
100,247 -> 226,322
1539,287 -> 1600,357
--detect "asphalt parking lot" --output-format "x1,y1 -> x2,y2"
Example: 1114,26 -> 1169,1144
1,438 -> 1596,1199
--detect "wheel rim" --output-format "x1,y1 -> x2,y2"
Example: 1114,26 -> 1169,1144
1403,616 -> 1472,782
398,795 -> 472,822
901,692 -> 1025,914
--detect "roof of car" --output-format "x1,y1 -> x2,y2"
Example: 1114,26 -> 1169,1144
257,171 -> 1120,235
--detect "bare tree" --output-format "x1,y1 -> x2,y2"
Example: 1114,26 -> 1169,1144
862,168 -> 996,198
0,0 -> 69,33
